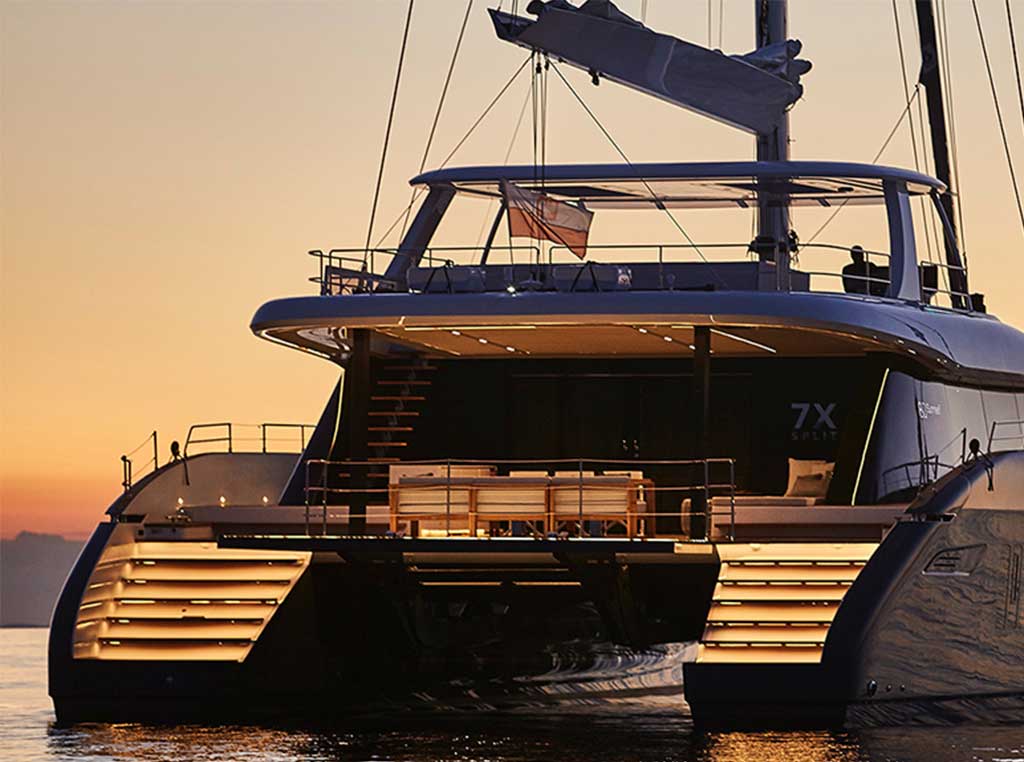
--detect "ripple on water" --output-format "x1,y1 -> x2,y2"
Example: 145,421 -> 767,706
4,629 -> 1023,761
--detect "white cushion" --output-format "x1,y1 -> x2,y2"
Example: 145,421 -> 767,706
785,458 -> 834,496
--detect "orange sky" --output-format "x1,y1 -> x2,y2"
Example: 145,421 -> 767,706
3,0 -> 1024,539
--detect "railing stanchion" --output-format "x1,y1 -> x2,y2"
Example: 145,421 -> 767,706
261,425 -> 267,454
729,459 -> 736,542
304,461 -> 311,535
446,458 -> 452,537
578,458 -> 585,538
227,423 -> 233,454
121,455 -> 131,492
322,461 -> 328,536
703,460 -> 711,541
152,431 -> 159,473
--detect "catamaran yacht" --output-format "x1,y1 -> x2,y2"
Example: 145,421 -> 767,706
50,0 -> 1023,727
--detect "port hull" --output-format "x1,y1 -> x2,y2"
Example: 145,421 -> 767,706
50,534 -> 716,723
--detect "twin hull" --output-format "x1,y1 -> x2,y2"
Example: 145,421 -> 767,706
48,455 -> 1024,726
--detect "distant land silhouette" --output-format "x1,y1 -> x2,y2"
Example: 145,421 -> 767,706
1,532 -> 84,627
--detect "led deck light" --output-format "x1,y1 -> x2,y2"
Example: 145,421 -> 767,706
708,328 -> 777,354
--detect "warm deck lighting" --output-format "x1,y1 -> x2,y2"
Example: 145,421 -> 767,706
219,496 -> 227,507
262,496 -> 269,505
708,328 -> 778,354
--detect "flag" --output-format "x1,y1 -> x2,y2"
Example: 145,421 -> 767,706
502,180 -> 593,259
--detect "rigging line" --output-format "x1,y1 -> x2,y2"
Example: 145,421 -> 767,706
372,55 -> 532,249
1006,0 -> 1024,133
939,0 -> 967,254
707,0 -> 712,48
548,62 -> 727,287
892,0 -> 935,265
400,0 -> 473,240
972,0 -> 1024,235
363,0 -> 415,259
718,0 -> 724,49
806,86 -> 921,245
474,86 -> 532,246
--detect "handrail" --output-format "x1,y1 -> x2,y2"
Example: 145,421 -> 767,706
118,422 -> 313,491
301,456 -> 737,541
307,238 -> 973,310
183,422 -> 316,457
988,419 -> 1024,453
120,430 -> 158,492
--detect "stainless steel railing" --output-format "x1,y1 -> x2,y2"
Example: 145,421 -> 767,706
183,422 -> 316,457
307,239 -> 972,310
119,422 -> 314,492
988,419 -> 1024,453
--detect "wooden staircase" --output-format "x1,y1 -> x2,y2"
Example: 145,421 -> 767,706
364,358 -> 437,484
697,543 -> 877,664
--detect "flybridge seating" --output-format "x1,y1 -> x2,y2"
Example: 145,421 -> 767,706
308,161 -> 974,311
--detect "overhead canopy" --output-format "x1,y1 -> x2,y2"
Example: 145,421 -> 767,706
411,161 -> 944,210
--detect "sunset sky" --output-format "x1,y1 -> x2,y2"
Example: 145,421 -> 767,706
4,0 -> 1024,539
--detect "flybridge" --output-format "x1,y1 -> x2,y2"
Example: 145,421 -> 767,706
314,160 -> 962,306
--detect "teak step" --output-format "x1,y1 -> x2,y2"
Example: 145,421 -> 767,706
368,441 -> 408,448
383,364 -> 438,372
376,380 -> 432,386
371,395 -> 426,402
368,411 -> 419,417
367,426 -> 414,432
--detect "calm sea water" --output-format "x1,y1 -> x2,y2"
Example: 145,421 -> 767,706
2,628 -> 1022,762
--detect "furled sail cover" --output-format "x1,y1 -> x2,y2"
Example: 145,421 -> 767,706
490,0 -> 811,136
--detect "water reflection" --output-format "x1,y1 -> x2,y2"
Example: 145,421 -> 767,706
43,711 -> 1024,762
5,630 -> 1022,761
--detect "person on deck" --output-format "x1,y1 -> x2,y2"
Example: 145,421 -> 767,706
842,245 -> 882,295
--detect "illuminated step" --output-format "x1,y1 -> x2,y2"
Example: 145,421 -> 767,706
708,599 -> 840,620
716,543 -> 878,563
74,540 -> 309,662
699,643 -> 824,664
97,617 -> 265,639
116,579 -> 290,599
123,560 -> 303,582
713,583 -> 850,601
719,562 -> 865,582
87,639 -> 253,661
702,624 -> 831,643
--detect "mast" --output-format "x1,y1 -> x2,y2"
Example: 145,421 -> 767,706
755,0 -> 791,289
913,0 -> 968,307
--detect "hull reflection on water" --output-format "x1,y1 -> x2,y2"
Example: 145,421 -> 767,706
406,641 -> 693,712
